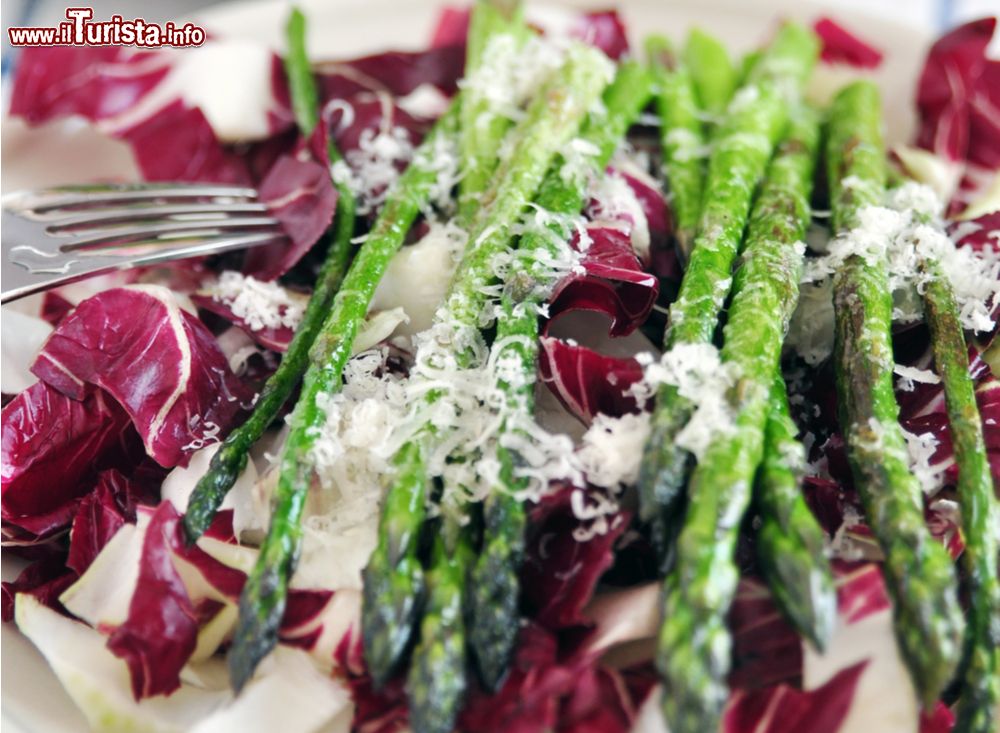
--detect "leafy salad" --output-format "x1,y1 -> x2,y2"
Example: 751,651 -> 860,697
2,3 -> 999,733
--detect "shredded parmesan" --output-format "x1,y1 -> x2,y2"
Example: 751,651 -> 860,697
791,182 -> 1000,363
210,271 -> 305,331
893,364 -> 941,392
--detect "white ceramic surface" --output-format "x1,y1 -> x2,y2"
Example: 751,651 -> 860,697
0,1 -> 932,731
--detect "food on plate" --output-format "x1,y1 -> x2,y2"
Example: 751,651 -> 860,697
2,3 -> 999,733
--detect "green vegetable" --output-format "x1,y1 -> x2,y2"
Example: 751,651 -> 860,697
645,34 -> 704,260
920,259 -> 999,733
756,374 -> 837,650
226,100 -> 462,692
826,80 -> 963,707
639,21 -> 819,566
467,60 -> 653,691
458,0 -> 527,222
183,7 -> 357,544
406,524 -> 475,733
361,44 -> 614,699
683,28 -> 737,118
656,102 -> 824,732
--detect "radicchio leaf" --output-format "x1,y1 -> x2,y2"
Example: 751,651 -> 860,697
537,336 -> 643,423
2,382 -> 138,542
460,622 -> 653,733
0,554 -> 77,623
569,10 -> 630,60
66,468 -> 144,575
722,662 -> 866,733
728,577 -> 803,690
189,293 -> 295,352
106,502 -> 198,699
547,226 -> 659,337
316,45 -> 465,100
521,490 -> 628,630
426,6 -> 630,59
30,286 -> 250,468
333,627 -> 409,733
8,46 -> 171,124
915,18 -> 1000,211
950,210 -> 1000,252
242,148 -> 338,280
916,18 -> 995,163
813,18 -> 884,68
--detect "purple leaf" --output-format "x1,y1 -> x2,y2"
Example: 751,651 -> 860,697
316,45 -> 465,99
722,662 -> 866,733
537,336 -> 643,423
521,489 -> 628,630
31,286 -> 250,468
2,382 -> 138,543
813,18 -> 884,68
547,226 -> 659,337
106,502 -> 198,699
190,293 -> 295,352
66,469 -> 144,575
1,555 -> 77,623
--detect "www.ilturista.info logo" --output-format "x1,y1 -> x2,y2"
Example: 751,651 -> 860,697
8,7 -> 206,47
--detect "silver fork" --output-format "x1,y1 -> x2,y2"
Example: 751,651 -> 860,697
1,182 -> 289,304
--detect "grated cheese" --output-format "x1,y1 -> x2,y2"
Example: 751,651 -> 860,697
792,182 -> 1000,364
210,271 -> 306,332
893,364 -> 941,392
900,426 -> 947,495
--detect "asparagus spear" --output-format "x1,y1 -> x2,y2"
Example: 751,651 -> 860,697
406,522 -> 474,733
467,60 -> 653,691
682,28 -> 737,119
361,44 -> 614,693
226,102 -> 461,692
639,22 -> 819,565
183,7 -> 356,542
826,80 -> 963,706
756,374 -> 837,650
457,0 -> 526,222
919,259 -> 999,733
656,104 -> 823,732
645,35 -> 704,260
402,47 -> 615,733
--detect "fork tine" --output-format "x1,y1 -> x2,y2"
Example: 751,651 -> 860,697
61,217 -> 282,250
3,183 -> 261,214
45,202 -> 271,229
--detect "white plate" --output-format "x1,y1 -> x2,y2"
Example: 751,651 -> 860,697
0,2 -> 931,731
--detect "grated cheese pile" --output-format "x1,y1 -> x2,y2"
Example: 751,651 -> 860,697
791,182 -> 1000,364
211,271 -> 305,331
632,343 -> 742,459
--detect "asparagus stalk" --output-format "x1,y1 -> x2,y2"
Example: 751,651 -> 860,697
826,80 -> 963,706
919,260 -> 1000,733
639,22 -> 819,565
682,28 -> 737,119
226,101 -> 461,692
756,374 -> 837,650
361,44 -> 614,695
457,0 -> 527,222
656,104 -> 823,732
406,523 -> 474,733
645,35 -> 704,260
467,60 -> 653,691
183,7 -> 356,543
402,47 -> 615,733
